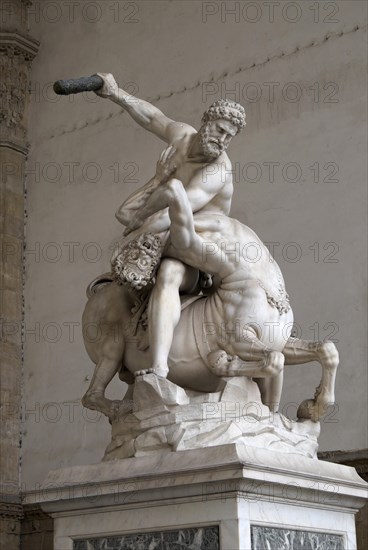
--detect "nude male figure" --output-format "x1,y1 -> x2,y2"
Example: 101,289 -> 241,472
95,74 -> 246,378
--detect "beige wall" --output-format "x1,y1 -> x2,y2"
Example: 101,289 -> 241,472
22,0 -> 367,488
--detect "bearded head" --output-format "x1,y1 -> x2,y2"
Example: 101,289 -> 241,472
198,99 -> 246,159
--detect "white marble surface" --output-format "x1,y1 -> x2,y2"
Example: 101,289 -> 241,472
105,374 -> 320,461
25,444 -> 367,550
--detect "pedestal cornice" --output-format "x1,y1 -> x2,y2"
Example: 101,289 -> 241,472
23,445 -> 368,516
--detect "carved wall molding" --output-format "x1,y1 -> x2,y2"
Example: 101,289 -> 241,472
0,31 -> 39,152
0,5 -> 39,549
0,501 -> 23,521
22,503 -> 51,521
0,31 -> 39,58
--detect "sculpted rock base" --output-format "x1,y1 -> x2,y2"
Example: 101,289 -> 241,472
103,374 -> 320,461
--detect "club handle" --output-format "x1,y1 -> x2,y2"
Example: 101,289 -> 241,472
53,75 -> 104,95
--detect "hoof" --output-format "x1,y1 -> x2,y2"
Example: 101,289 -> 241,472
82,391 -> 128,420
297,398 -> 325,422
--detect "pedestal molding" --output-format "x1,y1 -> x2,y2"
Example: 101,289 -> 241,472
23,445 -> 368,517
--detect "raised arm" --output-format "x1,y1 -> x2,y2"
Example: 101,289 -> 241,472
96,73 -> 190,143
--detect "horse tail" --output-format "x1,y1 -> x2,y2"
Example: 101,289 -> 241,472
86,272 -> 114,299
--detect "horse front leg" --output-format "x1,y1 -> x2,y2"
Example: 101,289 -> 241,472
282,337 -> 339,421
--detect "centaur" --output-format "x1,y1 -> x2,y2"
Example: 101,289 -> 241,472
81,177 -> 339,422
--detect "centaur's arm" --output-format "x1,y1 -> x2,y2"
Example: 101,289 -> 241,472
115,147 -> 177,228
166,178 -> 228,276
122,152 -> 231,234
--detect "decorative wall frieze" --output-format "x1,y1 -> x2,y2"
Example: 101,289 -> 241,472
0,31 -> 39,152
0,501 -> 23,520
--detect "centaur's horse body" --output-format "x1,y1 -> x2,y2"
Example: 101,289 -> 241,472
82,185 -> 338,421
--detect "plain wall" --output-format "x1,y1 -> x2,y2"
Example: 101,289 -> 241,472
22,0 -> 367,488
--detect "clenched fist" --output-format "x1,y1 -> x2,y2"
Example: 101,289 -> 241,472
94,72 -> 119,98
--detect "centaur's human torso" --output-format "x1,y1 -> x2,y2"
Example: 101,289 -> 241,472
123,214 -> 294,392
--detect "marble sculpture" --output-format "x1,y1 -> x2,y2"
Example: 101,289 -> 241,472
54,74 -> 339,459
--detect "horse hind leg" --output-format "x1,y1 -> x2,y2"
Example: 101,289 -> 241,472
283,337 -> 339,421
82,357 -> 124,419
207,342 -> 285,413
82,330 -> 132,420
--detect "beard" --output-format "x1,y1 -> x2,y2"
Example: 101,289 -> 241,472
198,124 -> 226,160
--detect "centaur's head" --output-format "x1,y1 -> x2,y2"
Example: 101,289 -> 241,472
112,232 -> 162,291
198,99 -> 246,159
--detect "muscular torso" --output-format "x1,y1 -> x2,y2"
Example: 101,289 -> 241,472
168,129 -> 233,215
117,127 -> 233,245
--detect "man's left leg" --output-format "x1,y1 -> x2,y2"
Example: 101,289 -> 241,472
147,258 -> 198,377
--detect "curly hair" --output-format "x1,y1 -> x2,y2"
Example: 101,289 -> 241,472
201,99 -> 246,133
112,233 -> 162,291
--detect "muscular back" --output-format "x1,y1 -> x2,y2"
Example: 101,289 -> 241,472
169,212 -> 287,299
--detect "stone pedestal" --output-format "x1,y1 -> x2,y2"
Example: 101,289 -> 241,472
26,444 -> 367,550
